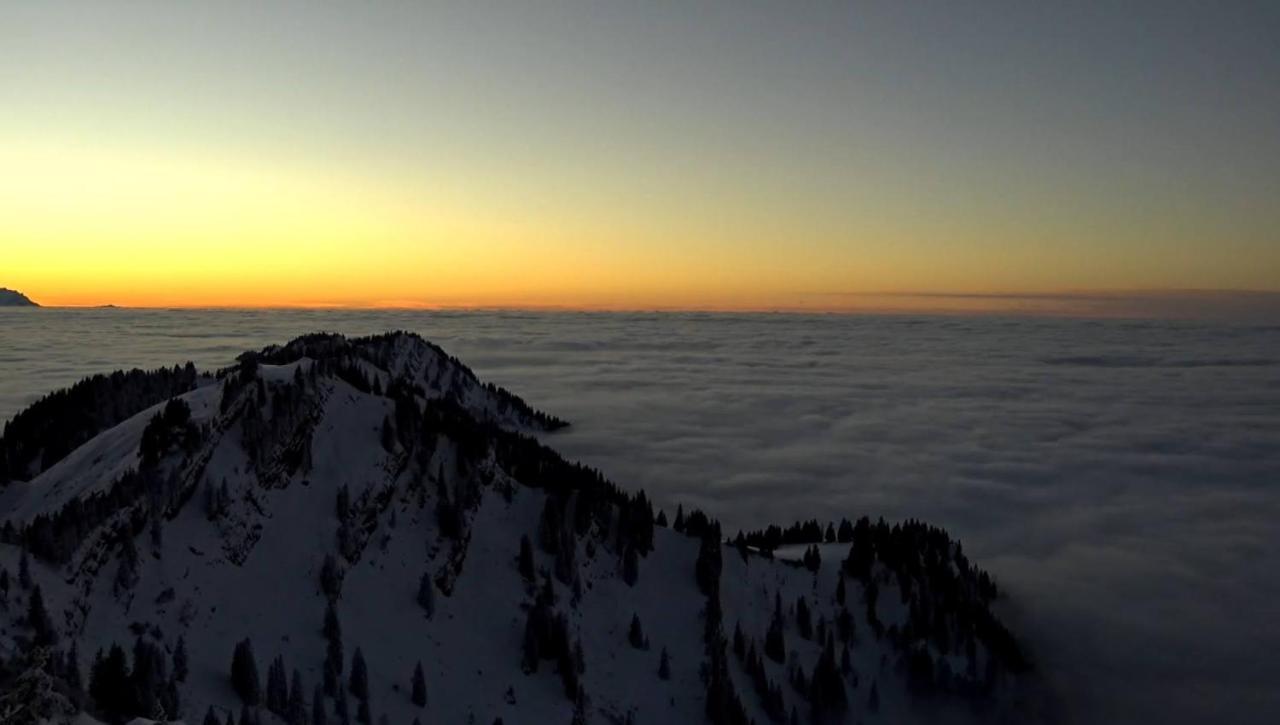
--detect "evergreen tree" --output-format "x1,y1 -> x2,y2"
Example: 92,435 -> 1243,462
797,596 -> 813,640
765,594 -> 786,664
435,473 -> 460,539
89,644 -> 132,721
868,680 -> 880,713
349,648 -> 368,701
27,584 -> 55,645
334,687 -> 349,724
835,574 -> 846,606
622,545 -> 639,587
518,535 -> 535,583
356,699 -> 371,725
324,602 -> 342,641
809,639 -> 847,719
380,416 -> 396,454
173,636 -> 189,682
803,544 -> 822,573
628,613 -> 647,649
150,516 -> 164,552
837,518 -> 854,543
129,636 -> 162,718
267,655 -> 288,715
658,648 -> 671,680
204,706 -> 221,725
114,535 -> 140,594
231,638 -> 261,705
66,640 -> 83,694
327,631 -> 344,675
312,684 -> 328,725
289,670 -> 308,725
19,548 -> 32,588
411,662 -> 427,707
521,612 -> 540,674
323,657 -> 338,697
553,530 -> 576,585
417,571 -> 436,617
694,526 -> 722,597
163,678 -> 182,720
335,485 -> 350,520
321,555 -> 341,599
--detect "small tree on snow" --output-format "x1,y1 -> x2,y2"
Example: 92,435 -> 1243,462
518,536 -> 535,583
289,670 -> 308,725
349,648 -> 368,701
321,555 -> 341,600
411,662 -> 427,707
628,614 -> 647,650
312,684 -> 327,725
335,485 -> 350,520
19,548 -> 33,589
379,416 -> 396,454
622,546 -> 639,587
417,572 -> 435,618
230,638 -> 261,705
324,602 -> 342,642
27,585 -> 55,645
173,636 -> 189,682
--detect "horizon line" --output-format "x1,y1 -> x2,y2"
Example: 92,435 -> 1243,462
8,287 -> 1280,323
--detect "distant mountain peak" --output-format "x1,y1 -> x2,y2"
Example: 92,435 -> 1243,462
0,287 -> 38,306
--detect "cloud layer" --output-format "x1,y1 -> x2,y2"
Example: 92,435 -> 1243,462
2,309 -> 1278,723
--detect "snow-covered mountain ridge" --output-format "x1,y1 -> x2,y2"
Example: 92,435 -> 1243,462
0,332 -> 1038,724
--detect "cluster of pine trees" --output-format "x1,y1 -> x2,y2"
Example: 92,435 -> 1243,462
6,398 -> 205,565
840,517 -> 1028,694
2,466 -> 146,562
521,575 -> 585,700
0,363 -> 200,485
236,331 -> 567,431
228,364 -> 319,482
139,398 -> 200,465
739,518 -> 857,552
83,636 -> 186,723
231,634 -> 407,725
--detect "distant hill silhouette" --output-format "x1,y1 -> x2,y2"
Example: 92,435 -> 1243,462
0,288 -> 38,306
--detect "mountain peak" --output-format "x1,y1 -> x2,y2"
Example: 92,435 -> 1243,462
0,332 -> 1037,724
0,287 -> 38,306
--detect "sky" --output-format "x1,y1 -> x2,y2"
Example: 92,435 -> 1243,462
2,1 -> 1279,311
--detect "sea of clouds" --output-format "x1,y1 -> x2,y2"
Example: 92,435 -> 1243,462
2,308 -> 1278,723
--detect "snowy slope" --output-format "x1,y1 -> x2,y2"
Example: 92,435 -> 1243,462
0,332 -> 1038,725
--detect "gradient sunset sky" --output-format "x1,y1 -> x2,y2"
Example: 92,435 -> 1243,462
3,1 -> 1278,312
